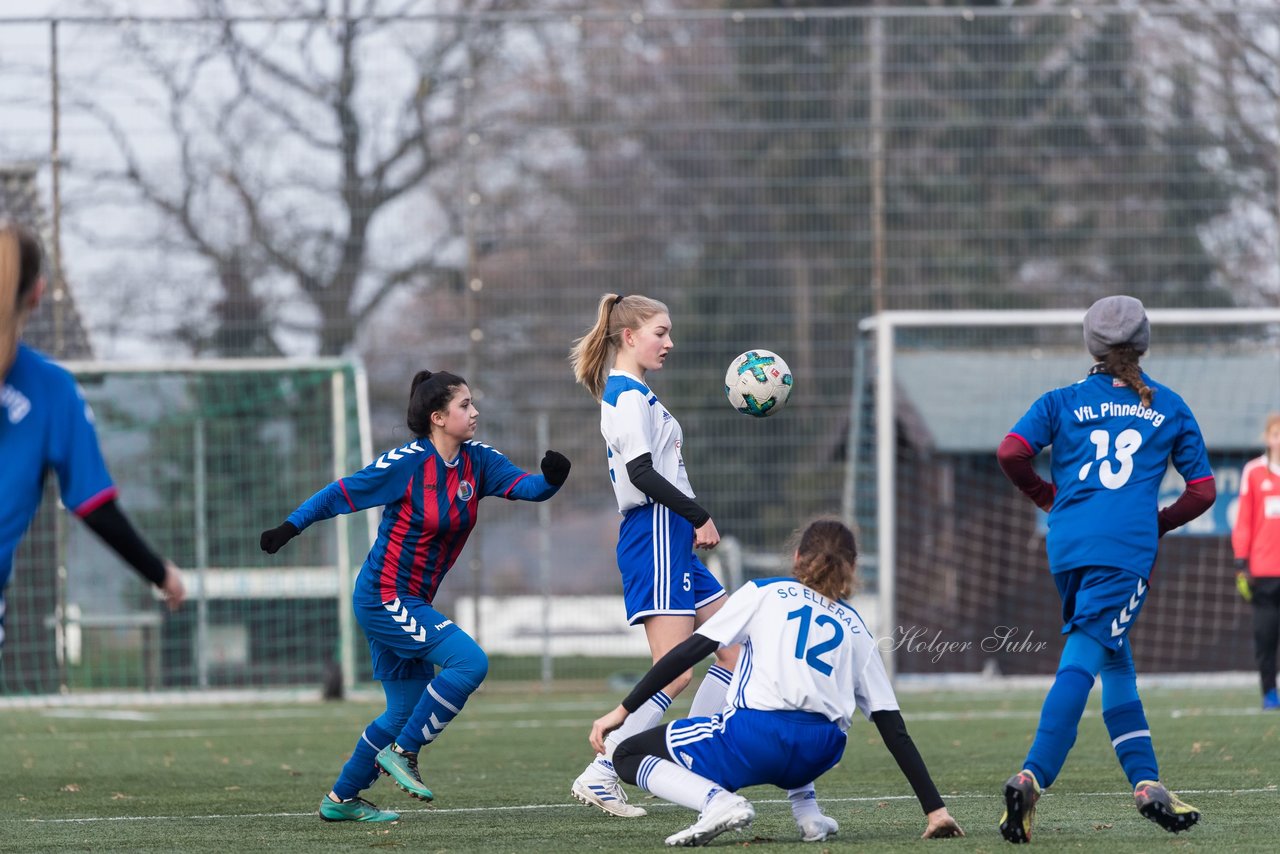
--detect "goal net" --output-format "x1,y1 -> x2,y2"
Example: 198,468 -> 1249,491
854,309 -> 1280,679
1,360 -> 372,698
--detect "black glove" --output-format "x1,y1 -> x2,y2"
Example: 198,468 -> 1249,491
540,450 -> 571,487
260,521 -> 300,554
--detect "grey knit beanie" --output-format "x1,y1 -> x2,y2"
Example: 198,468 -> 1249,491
1083,295 -> 1149,358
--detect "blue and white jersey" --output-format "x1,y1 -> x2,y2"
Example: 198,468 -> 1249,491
696,577 -> 898,730
600,369 -> 694,514
1,345 -> 116,589
1009,370 -> 1212,578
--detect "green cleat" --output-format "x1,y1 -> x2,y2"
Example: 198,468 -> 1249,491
377,743 -> 434,802
999,769 -> 1041,844
1134,780 -> 1200,833
318,794 -> 399,822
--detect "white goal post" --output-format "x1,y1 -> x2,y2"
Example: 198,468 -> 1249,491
26,358 -> 375,696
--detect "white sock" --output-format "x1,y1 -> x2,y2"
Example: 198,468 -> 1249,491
586,690 -> 671,775
634,755 -> 720,812
688,664 -> 734,718
788,782 -> 822,821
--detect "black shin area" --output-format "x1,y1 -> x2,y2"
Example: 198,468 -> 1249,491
611,725 -> 673,785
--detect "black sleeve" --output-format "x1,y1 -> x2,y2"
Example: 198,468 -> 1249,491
622,633 -> 720,712
625,453 -> 711,528
870,709 -> 945,814
81,499 -> 167,587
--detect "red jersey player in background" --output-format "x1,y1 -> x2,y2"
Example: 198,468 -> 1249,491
1232,412 -> 1280,711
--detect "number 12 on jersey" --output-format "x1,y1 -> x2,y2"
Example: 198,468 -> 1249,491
787,605 -> 843,676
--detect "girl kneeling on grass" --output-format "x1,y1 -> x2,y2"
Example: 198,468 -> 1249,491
589,518 -> 964,846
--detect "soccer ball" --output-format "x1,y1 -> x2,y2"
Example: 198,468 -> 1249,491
725,349 -> 793,417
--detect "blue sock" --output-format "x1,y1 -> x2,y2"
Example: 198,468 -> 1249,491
1100,645 -> 1157,787
1023,632 -> 1107,788
396,631 -> 488,753
1103,701 -> 1158,787
331,719 -> 394,800
1024,666 -> 1094,789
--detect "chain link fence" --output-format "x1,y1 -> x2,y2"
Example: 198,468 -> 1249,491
2,5 -> 1278,692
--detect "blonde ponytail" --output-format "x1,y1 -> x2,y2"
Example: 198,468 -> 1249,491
569,293 -> 669,401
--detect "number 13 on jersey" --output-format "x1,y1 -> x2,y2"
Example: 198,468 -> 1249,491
1078,428 -> 1143,489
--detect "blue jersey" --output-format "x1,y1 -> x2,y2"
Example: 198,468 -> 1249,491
0,345 -> 116,589
1009,370 -> 1212,578
287,439 -> 559,603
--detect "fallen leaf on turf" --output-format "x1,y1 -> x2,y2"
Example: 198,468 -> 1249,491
61,784 -> 80,793
111,792 -> 129,800
1093,823 -> 1113,830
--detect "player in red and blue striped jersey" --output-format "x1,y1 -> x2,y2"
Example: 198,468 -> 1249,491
261,369 -> 570,823
2,223 -> 185,670
996,296 -> 1215,843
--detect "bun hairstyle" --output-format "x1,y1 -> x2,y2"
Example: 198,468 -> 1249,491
406,370 -> 468,436
791,518 -> 858,602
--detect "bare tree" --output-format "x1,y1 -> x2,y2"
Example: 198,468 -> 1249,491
72,0 -> 518,356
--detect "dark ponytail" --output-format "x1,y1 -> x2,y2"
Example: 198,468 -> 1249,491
406,370 -> 468,436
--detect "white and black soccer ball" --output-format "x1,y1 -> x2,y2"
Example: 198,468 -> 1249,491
724,349 -> 793,417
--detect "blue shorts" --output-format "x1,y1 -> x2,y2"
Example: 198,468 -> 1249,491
1054,567 -> 1149,651
618,504 -> 726,625
660,707 -> 847,792
353,591 -> 462,681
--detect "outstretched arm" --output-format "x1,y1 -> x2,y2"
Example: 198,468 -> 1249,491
870,709 -> 964,838
81,499 -> 185,611
589,633 -> 719,753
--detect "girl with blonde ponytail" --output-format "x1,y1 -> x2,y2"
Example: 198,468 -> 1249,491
568,293 -> 840,837
1,221 -> 185,665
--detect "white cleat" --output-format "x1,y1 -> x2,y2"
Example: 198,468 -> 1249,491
798,814 -> 839,842
571,772 -> 647,818
664,793 -> 755,847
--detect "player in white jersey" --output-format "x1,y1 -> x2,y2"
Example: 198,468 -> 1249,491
589,518 -> 963,846
568,293 -> 760,820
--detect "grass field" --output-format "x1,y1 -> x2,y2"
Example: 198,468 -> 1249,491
3,681 -> 1278,852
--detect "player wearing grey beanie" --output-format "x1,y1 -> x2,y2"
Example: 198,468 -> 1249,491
1083,295 -> 1150,358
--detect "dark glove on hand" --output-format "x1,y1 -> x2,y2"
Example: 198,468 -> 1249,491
260,521 -> 300,554
540,450 -> 571,487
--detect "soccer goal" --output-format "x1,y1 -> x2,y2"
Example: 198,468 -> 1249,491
1,359 -> 374,698
851,308 -> 1280,680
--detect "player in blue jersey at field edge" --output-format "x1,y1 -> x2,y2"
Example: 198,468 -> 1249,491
0,222 -> 185,670
589,518 -> 964,846
995,295 -> 1216,843
260,369 -> 571,823
567,293 -> 838,839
